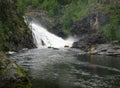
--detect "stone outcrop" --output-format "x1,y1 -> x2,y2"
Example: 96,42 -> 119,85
71,13 -> 109,36
72,33 -> 107,50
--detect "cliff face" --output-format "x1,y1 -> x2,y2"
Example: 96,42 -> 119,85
0,0 -> 35,51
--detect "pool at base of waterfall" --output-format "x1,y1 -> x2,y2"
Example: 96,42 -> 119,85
11,48 -> 120,88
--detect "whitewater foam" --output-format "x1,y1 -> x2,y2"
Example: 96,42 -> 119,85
29,21 -> 75,48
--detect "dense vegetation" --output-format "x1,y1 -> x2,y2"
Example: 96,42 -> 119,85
17,0 -> 120,41
0,0 -> 34,51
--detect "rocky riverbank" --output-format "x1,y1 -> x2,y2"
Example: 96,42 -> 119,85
76,43 -> 120,57
0,52 -> 31,88
92,44 -> 120,56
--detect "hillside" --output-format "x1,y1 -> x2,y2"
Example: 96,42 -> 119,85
18,0 -> 120,43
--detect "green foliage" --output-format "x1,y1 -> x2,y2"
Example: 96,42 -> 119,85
17,0 -> 25,15
41,0 -> 60,16
57,0 -> 72,5
61,0 -> 89,30
102,24 -> 120,41
100,4 -> 120,41
24,0 -> 32,6
32,0 -> 39,8
109,4 -> 120,23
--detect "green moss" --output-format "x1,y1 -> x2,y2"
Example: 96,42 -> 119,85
16,64 -> 27,77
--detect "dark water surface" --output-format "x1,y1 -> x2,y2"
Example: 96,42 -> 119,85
12,48 -> 120,88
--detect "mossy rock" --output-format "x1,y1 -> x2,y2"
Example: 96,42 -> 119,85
0,52 -> 32,88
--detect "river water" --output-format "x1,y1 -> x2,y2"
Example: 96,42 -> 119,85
12,48 -> 120,88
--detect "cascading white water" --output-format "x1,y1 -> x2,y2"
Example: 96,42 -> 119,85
29,21 -> 75,48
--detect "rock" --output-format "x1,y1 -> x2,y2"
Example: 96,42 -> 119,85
112,46 -> 120,50
52,47 -> 59,50
48,46 -> 52,48
72,33 -> 107,51
87,34 -> 107,44
73,43 -> 120,56
64,45 -> 69,47
94,44 -> 120,56
112,40 -> 120,44
72,41 -> 88,50
71,13 -> 109,36
57,30 -> 68,39
0,52 -> 31,88
71,13 -> 108,51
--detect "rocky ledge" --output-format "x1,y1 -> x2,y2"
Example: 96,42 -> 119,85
92,44 -> 120,56
0,52 -> 31,88
76,44 -> 120,57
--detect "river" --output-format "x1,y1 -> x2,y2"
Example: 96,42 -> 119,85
11,48 -> 120,88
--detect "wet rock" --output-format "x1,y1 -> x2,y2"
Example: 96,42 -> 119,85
64,45 -> 69,48
48,46 -> 52,48
52,47 -> 59,50
72,41 -> 88,50
57,30 -> 68,39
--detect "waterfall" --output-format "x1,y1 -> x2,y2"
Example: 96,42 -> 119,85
24,16 -> 75,48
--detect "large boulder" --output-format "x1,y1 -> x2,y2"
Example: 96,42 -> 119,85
72,33 -> 106,50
